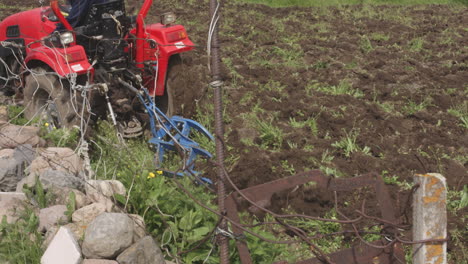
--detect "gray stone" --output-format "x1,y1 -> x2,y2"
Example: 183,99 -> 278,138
49,187 -> 91,209
15,173 -> 37,192
129,214 -> 146,242
17,170 -> 85,194
82,213 -> 134,259
413,173 -> 447,264
85,180 -> 126,198
85,180 -> 126,212
42,226 -> 60,249
0,148 -> 15,158
0,124 -> 45,149
41,226 -> 82,264
38,205 -> 68,232
116,236 -> 166,264
28,147 -> 84,178
82,260 -> 119,264
14,144 -> 36,164
0,105 -> 8,123
0,145 -> 34,192
0,192 -> 27,223
72,203 -> 106,225
39,170 -> 84,191
64,222 -> 87,242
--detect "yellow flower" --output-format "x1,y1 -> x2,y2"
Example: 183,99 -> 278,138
156,170 -> 163,175
147,172 -> 156,179
44,123 -> 49,127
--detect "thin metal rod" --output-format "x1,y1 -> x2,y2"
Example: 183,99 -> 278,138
208,0 -> 229,263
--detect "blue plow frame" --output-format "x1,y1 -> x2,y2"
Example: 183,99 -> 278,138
136,88 -> 214,184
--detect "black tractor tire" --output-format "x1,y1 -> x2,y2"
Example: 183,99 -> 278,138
0,56 -> 19,96
0,59 -> 6,89
23,67 -> 88,129
155,55 -> 180,117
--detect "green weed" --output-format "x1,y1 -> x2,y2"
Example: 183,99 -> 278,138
0,207 -> 44,264
40,127 -> 80,149
448,102 -> 468,129
22,177 -> 54,209
401,98 -> 432,115
447,185 -> 468,213
332,130 -> 371,157
255,117 -> 284,150
360,35 -> 374,54
260,80 -> 286,93
239,91 -> 255,106
307,81 -> 364,98
370,32 -> 390,41
289,116 -> 319,136
271,44 -> 304,68
65,191 -> 76,222
7,105 -> 29,126
408,37 -> 425,52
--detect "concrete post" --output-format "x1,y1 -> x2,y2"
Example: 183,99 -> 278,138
413,173 -> 447,264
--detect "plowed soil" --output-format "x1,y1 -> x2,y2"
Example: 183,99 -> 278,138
154,2 -> 468,261
1,0 -> 467,262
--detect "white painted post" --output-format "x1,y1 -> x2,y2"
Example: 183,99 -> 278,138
413,173 -> 447,264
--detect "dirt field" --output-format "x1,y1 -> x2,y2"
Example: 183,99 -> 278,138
1,0 -> 467,262
156,1 -> 468,261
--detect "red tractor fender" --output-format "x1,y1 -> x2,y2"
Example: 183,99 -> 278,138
131,24 -> 194,96
25,45 -> 93,77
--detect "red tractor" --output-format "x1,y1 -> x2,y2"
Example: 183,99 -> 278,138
0,0 -> 194,134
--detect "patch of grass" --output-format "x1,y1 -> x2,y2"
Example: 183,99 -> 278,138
312,60 -> 329,69
447,185 -> 468,214
255,117 -> 284,150
289,116 -> 319,136
382,172 -> 414,190
307,81 -> 364,98
239,91 -> 255,106
332,129 -> 371,157
408,37 -> 425,52
271,44 -> 304,68
222,57 -> 244,83
447,102 -> 468,129
376,101 -> 400,115
360,35 -> 374,54
7,105 -> 29,126
235,0 -> 465,7
370,32 -> 391,42
40,127 -> 80,149
283,209 -> 346,253
310,22 -> 330,33
0,207 -> 44,264
401,98 -> 432,115
260,80 -> 286,93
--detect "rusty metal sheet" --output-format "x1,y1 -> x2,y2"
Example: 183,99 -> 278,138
328,174 -> 375,191
226,195 -> 253,264
224,170 -> 405,264
235,170 -> 329,203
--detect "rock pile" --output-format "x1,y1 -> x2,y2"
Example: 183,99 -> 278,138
0,106 -> 169,264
